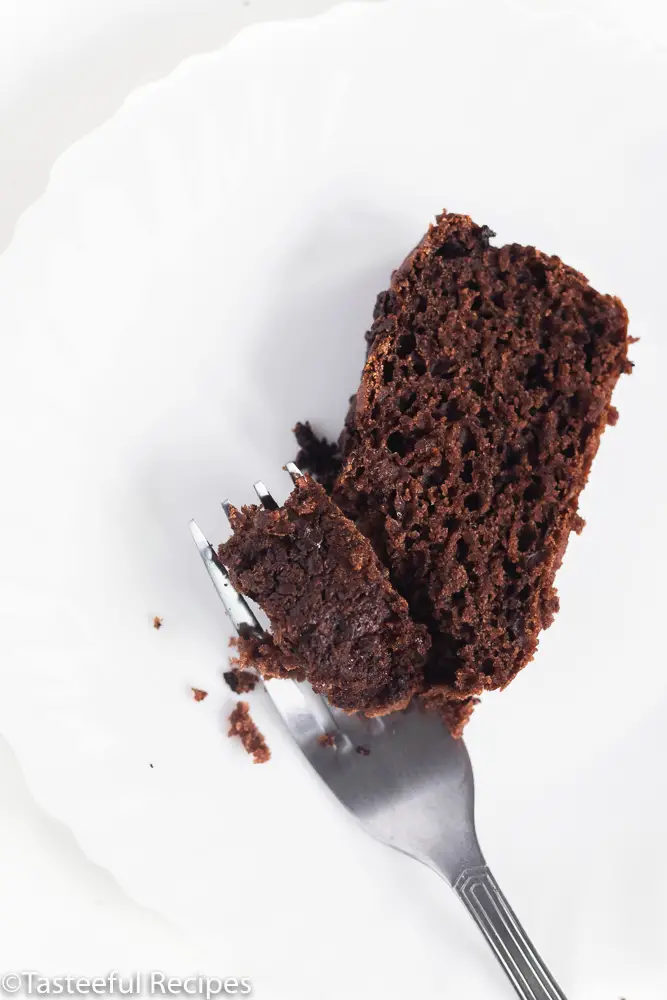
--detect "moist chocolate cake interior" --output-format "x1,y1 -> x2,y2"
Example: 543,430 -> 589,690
295,211 -> 630,722
219,212 -> 630,734
219,476 -> 430,715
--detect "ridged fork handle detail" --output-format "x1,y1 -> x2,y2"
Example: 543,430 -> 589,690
454,866 -> 567,1000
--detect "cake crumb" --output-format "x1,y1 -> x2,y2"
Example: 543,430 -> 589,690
192,688 -> 208,702
293,421 -> 341,492
573,513 -> 586,535
228,634 -> 305,682
318,733 -> 336,748
152,616 -> 163,630
427,694 -> 479,739
355,745 -> 370,756
228,701 -> 271,764
223,668 -> 258,694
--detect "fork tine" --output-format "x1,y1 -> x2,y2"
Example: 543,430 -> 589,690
220,498 -> 232,524
189,519 -> 264,639
285,461 -> 303,483
253,480 -> 279,510
263,676 -> 354,751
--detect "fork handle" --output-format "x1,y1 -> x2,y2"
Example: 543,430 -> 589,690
454,865 -> 567,1000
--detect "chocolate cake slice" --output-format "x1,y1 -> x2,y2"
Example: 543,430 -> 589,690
326,211 -> 630,710
219,475 -> 430,715
222,211 -> 629,736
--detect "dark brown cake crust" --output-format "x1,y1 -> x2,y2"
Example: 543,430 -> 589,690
219,476 -> 430,714
332,211 -> 630,703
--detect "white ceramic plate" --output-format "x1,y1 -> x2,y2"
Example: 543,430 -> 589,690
1,1 -> 666,996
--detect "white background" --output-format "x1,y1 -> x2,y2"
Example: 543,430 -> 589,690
0,0 -> 385,982
0,0 -> 664,991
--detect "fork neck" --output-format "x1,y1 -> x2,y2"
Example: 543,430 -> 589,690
426,838 -> 486,886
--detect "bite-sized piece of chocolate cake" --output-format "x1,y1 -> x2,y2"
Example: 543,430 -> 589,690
219,475 -> 430,714
329,211 -> 630,705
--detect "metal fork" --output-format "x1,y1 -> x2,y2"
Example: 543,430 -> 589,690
189,463 -> 567,1000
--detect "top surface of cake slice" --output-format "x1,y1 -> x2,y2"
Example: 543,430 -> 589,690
219,475 -> 430,714
332,211 -> 630,700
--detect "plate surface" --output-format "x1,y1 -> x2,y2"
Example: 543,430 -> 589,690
0,1 -> 666,997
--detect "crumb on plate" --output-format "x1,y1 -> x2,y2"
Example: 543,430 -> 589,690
228,701 -> 271,764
